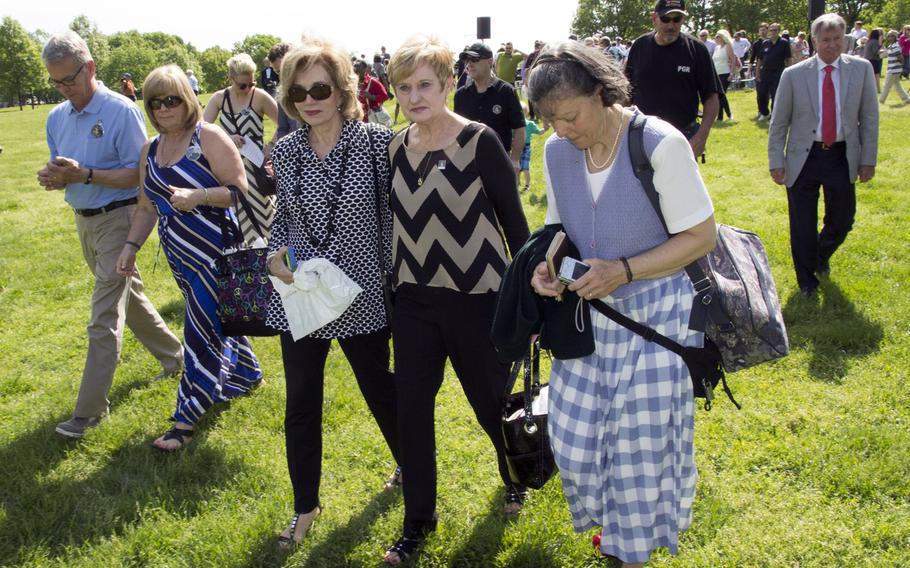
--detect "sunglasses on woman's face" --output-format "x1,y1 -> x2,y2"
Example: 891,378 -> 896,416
660,15 -> 684,23
235,80 -> 255,90
148,95 -> 184,110
287,82 -> 333,103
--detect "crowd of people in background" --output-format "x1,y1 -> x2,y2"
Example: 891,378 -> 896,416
33,0 -> 895,564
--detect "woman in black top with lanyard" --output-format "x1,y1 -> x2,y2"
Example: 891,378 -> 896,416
265,39 -> 401,550
381,35 -> 530,565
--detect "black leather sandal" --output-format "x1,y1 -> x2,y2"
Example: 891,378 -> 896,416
152,426 -> 193,452
277,506 -> 321,551
383,535 -> 425,565
504,484 -> 528,514
383,466 -> 402,491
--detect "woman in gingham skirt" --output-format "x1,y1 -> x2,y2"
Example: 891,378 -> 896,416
526,42 -> 717,566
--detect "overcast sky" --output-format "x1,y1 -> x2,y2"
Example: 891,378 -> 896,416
8,1 -> 577,56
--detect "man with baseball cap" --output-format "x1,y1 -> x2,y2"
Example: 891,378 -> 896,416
454,42 -> 525,173
624,0 -> 720,157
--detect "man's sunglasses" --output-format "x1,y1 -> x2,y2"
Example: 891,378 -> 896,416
48,62 -> 86,87
660,15 -> 684,23
287,82 -> 333,103
148,96 -> 184,110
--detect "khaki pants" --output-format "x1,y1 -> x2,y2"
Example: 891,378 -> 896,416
880,73 -> 910,103
73,205 -> 183,418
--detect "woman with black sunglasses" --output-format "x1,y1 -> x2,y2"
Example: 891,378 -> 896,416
264,38 -> 401,549
203,53 -> 279,243
116,64 -> 264,452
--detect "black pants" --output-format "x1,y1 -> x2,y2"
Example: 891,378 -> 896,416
717,73 -> 732,120
757,69 -> 783,116
392,285 -> 514,537
280,328 -> 399,513
786,143 -> 856,291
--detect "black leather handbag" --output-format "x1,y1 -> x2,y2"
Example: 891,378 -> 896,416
501,342 -> 556,489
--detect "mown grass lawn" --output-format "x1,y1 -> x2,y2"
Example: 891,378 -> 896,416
1,88 -> 909,567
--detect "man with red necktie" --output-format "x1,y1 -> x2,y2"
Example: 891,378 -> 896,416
768,13 -> 879,297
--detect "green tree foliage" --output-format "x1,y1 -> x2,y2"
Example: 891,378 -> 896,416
871,0 -> 910,29
830,0 -> 886,25
0,17 -> 45,108
199,46 -> 233,93
68,15 -> 109,76
572,0 -> 654,40
232,34 -> 282,70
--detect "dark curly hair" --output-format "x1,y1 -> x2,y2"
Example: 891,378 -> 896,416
526,41 -> 629,115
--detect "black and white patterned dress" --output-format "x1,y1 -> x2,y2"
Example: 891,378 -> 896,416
218,89 -> 275,242
266,120 -> 393,339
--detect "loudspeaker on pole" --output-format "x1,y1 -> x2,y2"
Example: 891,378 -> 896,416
477,17 -> 491,40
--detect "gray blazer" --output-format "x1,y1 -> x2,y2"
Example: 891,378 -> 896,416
768,54 -> 879,188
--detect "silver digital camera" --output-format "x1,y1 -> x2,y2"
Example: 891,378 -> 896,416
558,257 -> 591,284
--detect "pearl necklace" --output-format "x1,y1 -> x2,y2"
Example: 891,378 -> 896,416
586,108 -> 624,170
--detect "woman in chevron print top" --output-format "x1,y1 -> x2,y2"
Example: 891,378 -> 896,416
204,53 -> 278,242
381,35 -> 530,565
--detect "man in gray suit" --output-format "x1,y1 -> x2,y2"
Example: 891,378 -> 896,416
768,13 -> 879,296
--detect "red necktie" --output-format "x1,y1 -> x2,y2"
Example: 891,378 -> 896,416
822,65 -> 836,146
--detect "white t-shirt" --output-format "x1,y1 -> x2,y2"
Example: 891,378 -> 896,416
733,38 -> 751,59
543,127 -> 713,235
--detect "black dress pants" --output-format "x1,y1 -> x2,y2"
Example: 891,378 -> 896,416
280,328 -> 399,514
786,143 -> 856,291
757,69 -> 783,116
391,284 -> 514,538
717,73 -> 732,120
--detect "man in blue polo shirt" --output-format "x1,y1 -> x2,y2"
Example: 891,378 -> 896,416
37,31 -> 183,439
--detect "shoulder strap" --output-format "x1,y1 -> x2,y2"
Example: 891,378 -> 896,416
590,299 -> 686,356
627,113 -> 713,300
222,89 -> 235,116
366,124 -> 387,269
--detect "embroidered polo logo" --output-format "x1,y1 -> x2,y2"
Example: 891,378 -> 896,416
91,120 -> 104,138
492,104 -> 502,115
678,66 -> 691,73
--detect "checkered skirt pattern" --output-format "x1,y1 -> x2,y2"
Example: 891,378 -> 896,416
548,272 -> 700,564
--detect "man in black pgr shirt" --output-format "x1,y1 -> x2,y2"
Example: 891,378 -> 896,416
625,0 -> 719,158
454,43 -> 526,173
755,23 -> 791,121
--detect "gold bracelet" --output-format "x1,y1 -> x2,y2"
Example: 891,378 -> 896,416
203,187 -> 209,205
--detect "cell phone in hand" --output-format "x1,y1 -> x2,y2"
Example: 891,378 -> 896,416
285,247 -> 297,271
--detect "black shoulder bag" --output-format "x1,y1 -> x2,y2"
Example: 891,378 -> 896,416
501,341 -> 556,489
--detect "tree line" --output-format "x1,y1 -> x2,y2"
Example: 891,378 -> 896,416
571,0 -> 908,41
0,14 -> 280,109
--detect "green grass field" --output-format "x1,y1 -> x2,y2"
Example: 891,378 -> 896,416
1,89 -> 909,567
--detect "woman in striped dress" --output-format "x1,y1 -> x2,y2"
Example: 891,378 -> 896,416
527,43 -> 717,567
204,53 -> 279,243
117,65 -> 263,451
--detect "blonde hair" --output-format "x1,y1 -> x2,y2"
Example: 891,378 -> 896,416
715,29 -> 734,46
277,39 -> 362,122
387,35 -> 454,88
227,53 -> 256,78
143,64 -> 203,133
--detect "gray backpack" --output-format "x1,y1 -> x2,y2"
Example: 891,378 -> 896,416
629,114 -> 790,373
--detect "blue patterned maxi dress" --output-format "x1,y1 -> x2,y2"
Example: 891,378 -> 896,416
145,124 -> 263,425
